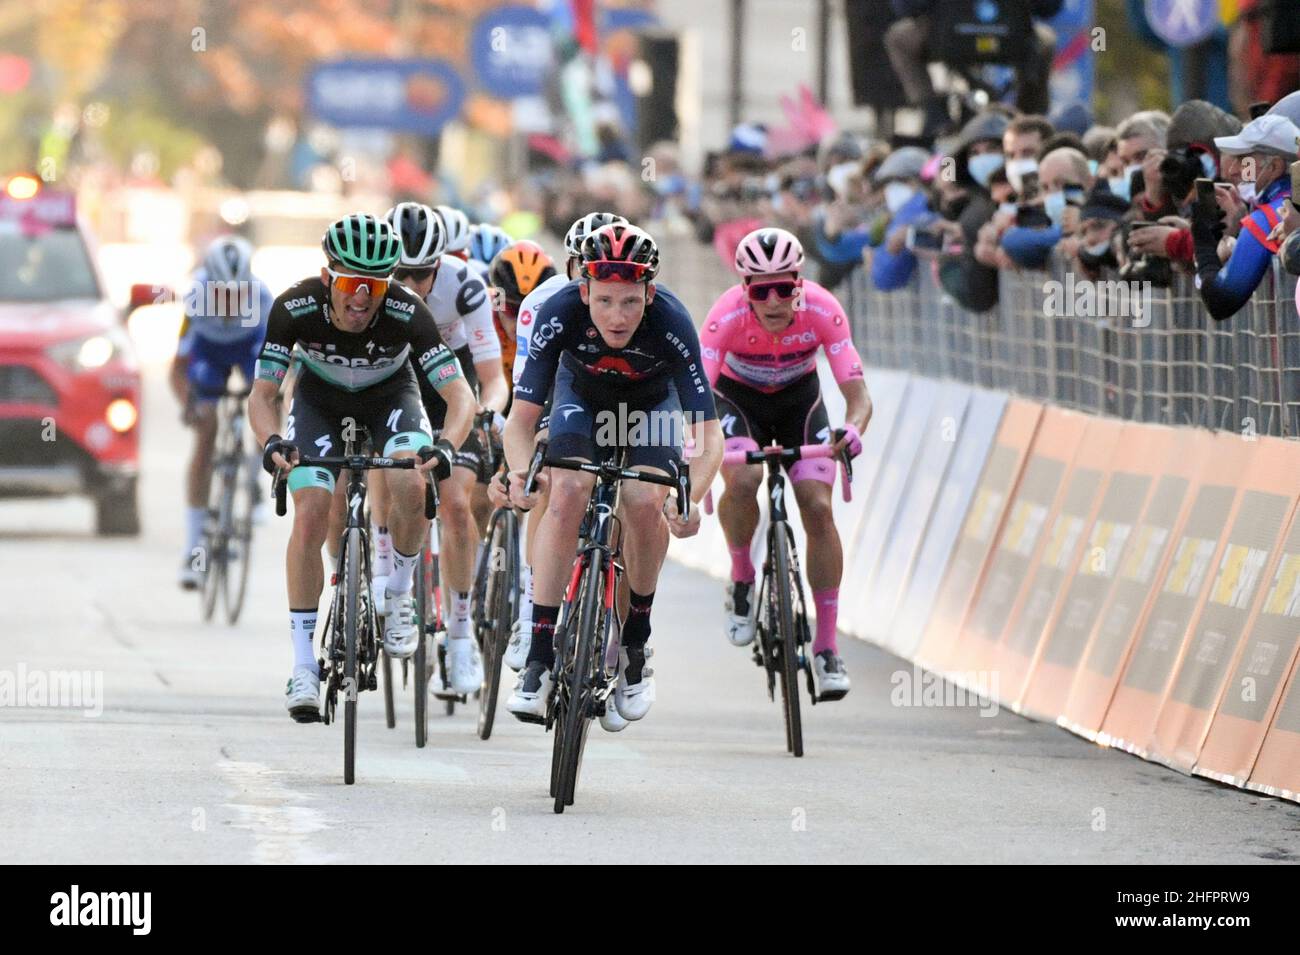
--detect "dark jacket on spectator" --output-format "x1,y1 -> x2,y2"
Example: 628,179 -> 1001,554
891,0 -> 1062,18
939,192 -> 1001,312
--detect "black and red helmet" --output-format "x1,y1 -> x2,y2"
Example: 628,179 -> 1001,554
578,223 -> 659,283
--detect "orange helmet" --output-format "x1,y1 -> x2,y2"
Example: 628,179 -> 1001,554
488,240 -> 557,307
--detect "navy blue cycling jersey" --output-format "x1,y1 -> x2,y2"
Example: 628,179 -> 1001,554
513,282 -> 716,420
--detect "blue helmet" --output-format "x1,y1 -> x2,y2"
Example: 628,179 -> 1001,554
469,224 -> 512,265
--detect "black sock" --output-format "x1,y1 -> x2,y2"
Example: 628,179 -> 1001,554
622,589 -> 655,651
526,604 -> 559,669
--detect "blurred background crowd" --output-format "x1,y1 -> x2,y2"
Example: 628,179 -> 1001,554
4,0 -> 1300,321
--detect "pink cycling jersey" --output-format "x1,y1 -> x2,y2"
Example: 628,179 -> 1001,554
700,280 -> 864,393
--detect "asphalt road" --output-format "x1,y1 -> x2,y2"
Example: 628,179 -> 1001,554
3,363 -> 1300,864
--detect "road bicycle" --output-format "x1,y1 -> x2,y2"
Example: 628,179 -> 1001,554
710,438 -> 852,758
273,434 -> 437,784
525,441 -> 690,813
197,380 -> 262,624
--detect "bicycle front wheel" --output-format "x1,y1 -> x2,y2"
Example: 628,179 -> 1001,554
773,525 -> 803,758
343,527 -> 362,784
413,545 -> 431,747
555,551 -> 603,813
222,448 -> 256,625
477,509 -> 519,741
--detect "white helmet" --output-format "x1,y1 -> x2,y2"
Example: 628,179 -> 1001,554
564,211 -> 628,258
434,205 -> 472,253
385,202 -> 445,267
734,227 -> 804,277
202,235 -> 254,283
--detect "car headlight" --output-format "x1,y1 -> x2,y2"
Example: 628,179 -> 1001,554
47,328 -> 130,371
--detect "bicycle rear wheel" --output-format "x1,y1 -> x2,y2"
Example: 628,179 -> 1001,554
343,527 -> 362,784
477,509 -> 519,741
413,546 -> 430,747
555,551 -> 603,813
773,526 -> 803,758
222,446 -> 256,625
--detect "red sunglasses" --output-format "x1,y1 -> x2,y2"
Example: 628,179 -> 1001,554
582,261 -> 651,282
745,279 -> 800,302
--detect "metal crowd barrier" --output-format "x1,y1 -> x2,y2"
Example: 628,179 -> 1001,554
844,256 -> 1300,440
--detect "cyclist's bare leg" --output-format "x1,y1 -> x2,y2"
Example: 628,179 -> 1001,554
792,477 -> 841,655
287,487 -> 333,608
186,404 -> 219,509
471,481 -> 492,536
717,461 -> 762,581
369,468 -> 394,578
619,471 -> 670,595
531,466 -> 593,607
437,466 -> 477,593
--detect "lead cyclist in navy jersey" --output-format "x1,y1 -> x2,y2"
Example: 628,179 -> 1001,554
502,223 -> 724,725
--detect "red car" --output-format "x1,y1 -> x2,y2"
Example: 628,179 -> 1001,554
0,174 -> 142,534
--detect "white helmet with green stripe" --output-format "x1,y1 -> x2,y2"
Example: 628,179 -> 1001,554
322,213 -> 403,276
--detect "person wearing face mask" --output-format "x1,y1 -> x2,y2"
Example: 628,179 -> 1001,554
1002,115 -> 1055,198
935,111 -> 1012,312
999,147 -> 1094,269
1073,187 -> 1130,276
869,147 -> 938,290
1192,113 -> 1300,322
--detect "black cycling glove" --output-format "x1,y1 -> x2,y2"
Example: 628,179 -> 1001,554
262,434 -> 298,475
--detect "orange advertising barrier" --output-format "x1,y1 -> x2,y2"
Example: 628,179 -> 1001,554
914,399 -> 1042,674
1147,437 -> 1300,772
1195,492 -> 1300,789
943,406 -> 1087,679
1248,642 -> 1300,800
992,415 -> 1125,711
1099,431 -> 1258,757
1057,428 -> 1216,740
1019,424 -> 1173,722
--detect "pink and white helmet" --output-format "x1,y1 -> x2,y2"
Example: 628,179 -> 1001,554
734,227 -> 804,277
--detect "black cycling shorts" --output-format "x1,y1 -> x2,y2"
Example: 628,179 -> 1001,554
285,366 -> 432,495
712,371 -> 829,464
547,359 -> 682,474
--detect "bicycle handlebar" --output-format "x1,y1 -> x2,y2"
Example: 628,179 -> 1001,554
272,450 -> 439,519
523,439 -> 693,519
704,435 -> 855,513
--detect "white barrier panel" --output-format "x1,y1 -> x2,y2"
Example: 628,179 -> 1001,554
860,381 -> 973,654
840,376 -> 938,636
890,388 -> 1009,660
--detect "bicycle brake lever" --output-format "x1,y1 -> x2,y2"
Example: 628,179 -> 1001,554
274,472 -> 287,517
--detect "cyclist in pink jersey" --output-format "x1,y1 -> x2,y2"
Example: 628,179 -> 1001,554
700,227 -> 872,700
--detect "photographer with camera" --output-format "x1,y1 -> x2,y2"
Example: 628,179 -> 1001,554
1123,101 -> 1242,271
1191,113 -> 1300,321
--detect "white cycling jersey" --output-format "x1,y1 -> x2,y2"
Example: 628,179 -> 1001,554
512,273 -> 573,386
427,256 -> 501,364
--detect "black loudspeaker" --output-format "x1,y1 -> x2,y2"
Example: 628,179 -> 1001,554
636,32 -> 679,150
844,0 -> 909,109
1262,0 -> 1300,54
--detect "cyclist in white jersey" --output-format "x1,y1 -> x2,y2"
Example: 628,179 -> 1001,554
362,203 -> 508,693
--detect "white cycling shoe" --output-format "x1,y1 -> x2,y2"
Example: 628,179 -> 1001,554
178,560 -> 202,592
614,645 -> 655,721
382,590 -> 419,659
503,617 -> 531,672
813,650 -> 851,701
445,635 -> 483,694
724,580 -> 757,647
371,575 -> 390,616
506,661 -> 552,723
284,667 -> 321,723
599,693 -> 629,732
